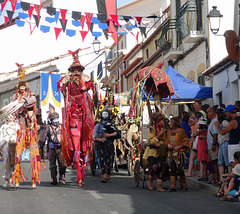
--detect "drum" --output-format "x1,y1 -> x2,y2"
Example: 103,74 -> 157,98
8,141 -> 16,165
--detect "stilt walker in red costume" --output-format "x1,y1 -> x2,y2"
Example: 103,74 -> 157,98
58,49 -> 95,187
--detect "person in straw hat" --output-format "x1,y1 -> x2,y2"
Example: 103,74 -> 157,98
57,49 -> 95,187
39,104 -> 67,185
11,63 -> 41,189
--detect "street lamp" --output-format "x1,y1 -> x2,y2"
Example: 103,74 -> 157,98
207,6 -> 223,35
92,37 -> 101,54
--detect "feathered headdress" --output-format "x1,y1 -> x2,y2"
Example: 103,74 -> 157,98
16,63 -> 28,89
68,48 -> 85,72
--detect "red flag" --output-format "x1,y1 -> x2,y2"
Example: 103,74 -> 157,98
80,31 -> 88,42
9,0 -> 17,12
54,28 -> 62,40
85,13 -> 93,30
28,6 -> 34,20
80,15 -> 85,30
34,4 -> 42,20
110,14 -> 119,27
4,16 -> 9,24
135,16 -> 143,25
1,0 -> 7,13
60,9 -> 67,26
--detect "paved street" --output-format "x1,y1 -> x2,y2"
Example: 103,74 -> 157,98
0,161 -> 239,214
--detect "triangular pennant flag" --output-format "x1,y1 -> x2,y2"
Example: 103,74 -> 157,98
54,28 -> 62,40
20,2 -> 30,11
80,31 -> 88,42
110,14 -> 120,27
4,16 -> 9,24
34,4 -> 42,20
33,14 -> 40,27
90,23 -> 94,33
72,11 -> 81,21
6,10 -> 14,23
60,9 -> 67,26
28,22 -> 37,35
46,6 -> 56,16
59,19 -> 67,33
79,15 -> 85,30
103,29 -> 108,40
139,26 -> 146,38
15,19 -> 25,27
85,13 -> 93,30
40,25 -> 50,33
66,29 -> 76,37
135,16 -> 142,25
123,16 -> 132,22
28,6 -> 35,20
111,32 -> 118,45
9,0 -> 17,13
1,0 -> 7,13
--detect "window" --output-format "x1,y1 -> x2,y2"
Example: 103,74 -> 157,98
198,73 -> 205,86
146,49 -> 149,59
155,39 -> 158,50
216,92 -> 222,106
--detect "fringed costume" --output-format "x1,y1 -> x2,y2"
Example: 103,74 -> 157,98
165,116 -> 190,191
11,63 -> 42,189
58,49 -> 94,187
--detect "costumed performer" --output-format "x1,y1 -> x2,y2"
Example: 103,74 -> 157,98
39,104 -> 67,185
11,63 -> 42,189
94,108 -> 118,183
142,112 -> 168,191
165,116 -> 190,191
58,49 -> 95,187
0,114 -> 20,188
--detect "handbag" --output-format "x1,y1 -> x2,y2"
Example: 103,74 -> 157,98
192,136 -> 198,150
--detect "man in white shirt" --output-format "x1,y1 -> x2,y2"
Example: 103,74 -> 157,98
206,107 -> 219,184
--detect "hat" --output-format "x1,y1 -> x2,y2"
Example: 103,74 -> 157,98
223,104 -> 238,113
68,49 -> 85,72
199,116 -> 207,125
232,164 -> 240,176
48,103 -> 59,121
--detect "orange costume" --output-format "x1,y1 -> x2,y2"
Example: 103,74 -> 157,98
11,63 -> 42,189
165,117 -> 190,191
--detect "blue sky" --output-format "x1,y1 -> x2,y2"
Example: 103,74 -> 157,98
117,0 -> 135,8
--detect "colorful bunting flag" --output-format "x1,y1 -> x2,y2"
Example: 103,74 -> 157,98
72,11 -> 81,21
54,27 -> 62,40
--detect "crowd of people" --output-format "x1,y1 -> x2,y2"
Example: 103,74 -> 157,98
0,51 -> 239,204
184,101 -> 240,202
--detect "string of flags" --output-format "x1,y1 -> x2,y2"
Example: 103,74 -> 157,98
0,0 -> 159,43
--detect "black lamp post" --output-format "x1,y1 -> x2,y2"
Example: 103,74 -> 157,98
207,6 -> 223,35
92,37 -> 101,54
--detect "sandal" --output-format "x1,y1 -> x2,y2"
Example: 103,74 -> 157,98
208,179 -> 219,185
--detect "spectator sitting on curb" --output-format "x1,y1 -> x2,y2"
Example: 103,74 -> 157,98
220,162 -> 240,202
214,151 -> 240,199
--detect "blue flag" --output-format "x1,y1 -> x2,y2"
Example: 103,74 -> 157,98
97,61 -> 103,80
